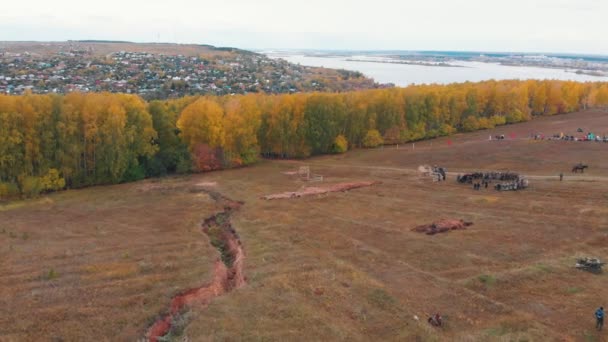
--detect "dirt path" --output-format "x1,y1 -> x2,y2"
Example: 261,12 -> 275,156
303,161 -> 608,182
146,189 -> 245,341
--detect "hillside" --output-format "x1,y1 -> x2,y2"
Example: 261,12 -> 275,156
0,41 -> 378,99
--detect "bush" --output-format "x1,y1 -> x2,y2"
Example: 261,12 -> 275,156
176,156 -> 193,174
383,127 -> 401,144
0,182 -> 20,199
438,123 -> 456,136
331,135 -> 348,153
240,147 -> 260,165
462,116 -> 480,132
40,169 -> 66,191
478,274 -> 497,287
426,129 -> 439,139
122,164 -> 146,183
362,130 -> 384,148
490,115 -> 506,126
20,176 -> 44,197
45,268 -> 59,281
401,123 -> 427,142
506,110 -> 528,124
477,117 -> 495,129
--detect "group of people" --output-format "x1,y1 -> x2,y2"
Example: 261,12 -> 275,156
472,181 -> 489,190
540,131 -> 608,142
457,171 -> 520,184
456,171 -> 527,191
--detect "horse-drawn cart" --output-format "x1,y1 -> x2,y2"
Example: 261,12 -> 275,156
575,258 -> 604,272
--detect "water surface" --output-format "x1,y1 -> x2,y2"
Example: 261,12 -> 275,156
269,54 -> 608,86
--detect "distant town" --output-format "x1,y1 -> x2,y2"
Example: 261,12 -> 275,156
0,42 -> 379,99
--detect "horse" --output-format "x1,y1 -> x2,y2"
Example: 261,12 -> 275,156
572,164 -> 588,173
427,313 -> 443,327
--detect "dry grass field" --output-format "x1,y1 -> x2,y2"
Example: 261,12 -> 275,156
0,41 -> 237,58
2,109 -> 608,341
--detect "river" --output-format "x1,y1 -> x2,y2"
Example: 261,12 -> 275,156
266,54 -> 608,86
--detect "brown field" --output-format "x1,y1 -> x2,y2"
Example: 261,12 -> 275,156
2,109 -> 608,341
0,41 -> 238,58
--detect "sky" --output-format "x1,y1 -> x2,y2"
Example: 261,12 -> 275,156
1,0 -> 607,54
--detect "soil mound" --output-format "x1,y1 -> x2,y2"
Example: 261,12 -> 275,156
412,219 -> 473,235
262,181 -> 380,200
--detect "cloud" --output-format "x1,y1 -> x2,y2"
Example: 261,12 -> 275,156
1,0 -> 607,54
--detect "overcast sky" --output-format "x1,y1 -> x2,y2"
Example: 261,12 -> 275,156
1,0 -> 607,54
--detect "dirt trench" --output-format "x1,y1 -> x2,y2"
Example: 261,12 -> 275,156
261,181 -> 381,200
146,190 -> 245,341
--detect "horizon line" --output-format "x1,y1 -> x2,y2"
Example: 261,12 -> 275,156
1,39 -> 607,57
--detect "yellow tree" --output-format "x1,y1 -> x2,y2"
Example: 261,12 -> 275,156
0,96 -> 24,183
177,98 -> 225,171
223,94 -> 261,166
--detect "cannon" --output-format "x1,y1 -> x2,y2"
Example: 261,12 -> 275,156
575,258 -> 604,273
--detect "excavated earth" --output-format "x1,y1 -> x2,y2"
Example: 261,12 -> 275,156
147,190 -> 245,342
412,219 -> 473,235
261,181 -> 381,200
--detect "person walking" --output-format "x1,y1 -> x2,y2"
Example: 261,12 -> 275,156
559,173 -> 563,182
596,307 -> 604,331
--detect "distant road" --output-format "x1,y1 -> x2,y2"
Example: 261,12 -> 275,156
298,161 -> 608,182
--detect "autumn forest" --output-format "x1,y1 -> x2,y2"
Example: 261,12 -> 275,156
1,79 -> 608,198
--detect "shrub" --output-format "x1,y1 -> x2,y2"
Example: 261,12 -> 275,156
44,268 -> 59,281
401,122 -> 427,141
121,164 -> 146,183
240,147 -> 260,166
40,169 -> 66,191
192,144 -> 222,172
331,135 -> 348,153
383,127 -> 401,144
20,176 -> 44,197
477,117 -> 495,129
0,182 -> 20,199
462,116 -> 480,132
426,129 -> 439,139
478,274 -> 497,287
176,156 -> 193,174
506,110 -> 528,124
363,130 -> 384,148
362,130 -> 384,148
438,123 -> 456,136
490,115 -> 507,126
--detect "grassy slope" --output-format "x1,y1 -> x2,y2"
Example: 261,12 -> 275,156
0,177 -> 223,341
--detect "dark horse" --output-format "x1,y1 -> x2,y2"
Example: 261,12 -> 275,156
572,163 -> 588,173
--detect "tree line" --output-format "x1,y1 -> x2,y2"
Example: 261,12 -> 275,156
1,80 -> 608,198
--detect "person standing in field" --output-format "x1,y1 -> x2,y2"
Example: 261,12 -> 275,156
596,307 -> 604,331
559,173 -> 563,181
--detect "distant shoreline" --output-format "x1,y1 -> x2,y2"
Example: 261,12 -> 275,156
344,58 -> 465,68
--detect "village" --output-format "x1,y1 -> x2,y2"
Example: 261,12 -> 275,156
0,46 -> 377,99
